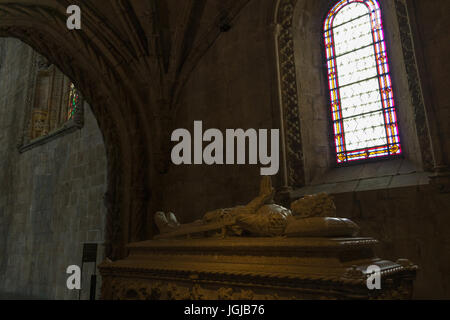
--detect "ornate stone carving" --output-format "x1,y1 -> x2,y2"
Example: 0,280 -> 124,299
394,0 -> 434,171
99,236 -> 418,300
17,52 -> 87,152
291,193 -> 337,218
30,110 -> 49,140
102,277 -> 289,300
36,55 -> 51,70
100,170 -> 417,300
154,177 -> 357,239
276,0 -> 305,188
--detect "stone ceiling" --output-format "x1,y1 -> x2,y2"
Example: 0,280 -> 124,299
0,0 -> 252,258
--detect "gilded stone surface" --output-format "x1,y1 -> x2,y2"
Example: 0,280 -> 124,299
154,177 -> 352,239
99,237 -> 418,300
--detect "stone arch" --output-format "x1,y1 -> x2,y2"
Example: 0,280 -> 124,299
0,3 -> 155,259
273,0 -> 436,188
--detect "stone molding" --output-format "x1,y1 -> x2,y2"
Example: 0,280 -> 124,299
99,237 -> 418,300
275,0 -> 305,188
18,118 -> 83,153
17,50 -> 85,153
393,0 -> 434,171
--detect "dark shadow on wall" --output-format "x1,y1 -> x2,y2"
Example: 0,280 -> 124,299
0,38 -> 108,300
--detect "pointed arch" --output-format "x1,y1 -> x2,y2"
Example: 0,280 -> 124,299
273,0 -> 434,187
324,0 -> 402,164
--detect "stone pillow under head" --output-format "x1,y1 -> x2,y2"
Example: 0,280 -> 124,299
285,217 -> 360,238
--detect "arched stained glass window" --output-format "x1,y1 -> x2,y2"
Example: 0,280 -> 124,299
67,83 -> 80,121
324,0 -> 401,164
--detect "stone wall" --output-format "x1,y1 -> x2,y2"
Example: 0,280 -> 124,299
159,0 -> 277,224
334,184 -> 450,299
0,38 -> 107,300
157,0 -> 450,299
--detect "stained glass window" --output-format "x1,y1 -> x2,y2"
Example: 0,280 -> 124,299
67,83 -> 80,121
324,0 -> 401,164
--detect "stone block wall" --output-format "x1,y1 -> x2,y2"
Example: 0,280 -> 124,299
334,185 -> 450,299
0,38 -> 107,300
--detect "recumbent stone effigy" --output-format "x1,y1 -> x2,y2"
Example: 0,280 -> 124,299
99,177 -> 418,300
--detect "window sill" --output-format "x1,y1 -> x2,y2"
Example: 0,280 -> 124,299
290,159 -> 432,198
18,119 -> 82,153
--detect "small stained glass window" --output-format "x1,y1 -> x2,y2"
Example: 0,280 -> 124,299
324,0 -> 401,164
67,83 -> 80,121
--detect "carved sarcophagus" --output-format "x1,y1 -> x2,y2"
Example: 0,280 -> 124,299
100,178 -> 417,300
99,236 -> 417,300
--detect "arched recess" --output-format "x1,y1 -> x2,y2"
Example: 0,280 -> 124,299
273,0 -> 437,188
0,2 -> 157,260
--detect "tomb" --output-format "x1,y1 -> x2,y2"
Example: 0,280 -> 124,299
99,177 -> 417,300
